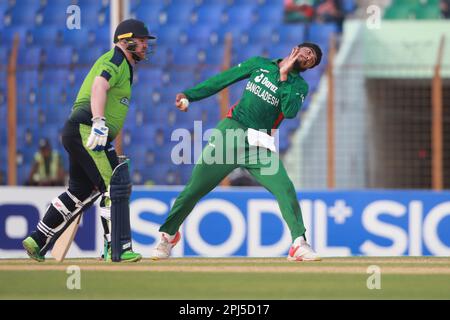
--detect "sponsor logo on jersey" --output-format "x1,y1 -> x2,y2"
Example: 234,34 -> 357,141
254,73 -> 264,83
120,97 -> 130,106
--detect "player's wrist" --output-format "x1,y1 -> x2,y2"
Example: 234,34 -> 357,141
91,116 -> 106,127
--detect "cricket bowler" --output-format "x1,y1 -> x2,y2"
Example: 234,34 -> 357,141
152,43 -> 323,261
22,19 -> 155,262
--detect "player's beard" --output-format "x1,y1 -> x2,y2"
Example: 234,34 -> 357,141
293,59 -> 306,73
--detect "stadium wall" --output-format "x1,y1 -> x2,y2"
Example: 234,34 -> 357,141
1,186 -> 449,258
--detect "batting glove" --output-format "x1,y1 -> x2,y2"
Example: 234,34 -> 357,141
86,116 -> 109,151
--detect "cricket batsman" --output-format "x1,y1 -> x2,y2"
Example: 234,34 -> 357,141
22,19 -> 155,262
152,43 -> 323,261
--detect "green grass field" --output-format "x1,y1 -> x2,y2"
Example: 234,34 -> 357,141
1,257 -> 449,299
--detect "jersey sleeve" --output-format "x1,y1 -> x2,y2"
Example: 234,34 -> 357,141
183,56 -> 264,102
97,60 -> 122,87
278,79 -> 308,119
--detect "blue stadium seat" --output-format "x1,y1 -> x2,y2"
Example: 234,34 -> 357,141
232,0 -> 267,5
17,70 -> 40,93
35,4 -> 69,26
76,46 -> 107,66
61,28 -> 92,47
147,44 -> 169,67
0,26 -> 28,47
191,4 -> 225,27
209,25 -> 245,46
135,68 -> 163,85
200,46 -> 224,66
82,7 -> 109,28
307,23 -> 338,44
132,82 -> 153,108
44,0 -> 72,8
342,0 -> 357,14
160,3 -> 195,26
42,46 -> 74,66
93,26 -> 111,47
3,3 -> 40,27
180,164 -> 194,184
70,67 -> 90,87
271,24 -> 306,45
301,67 -> 323,93
75,0 -> 109,11
41,68 -> 71,86
240,24 -> 274,45
180,25 -> 213,47
0,2 -> 7,29
37,84 -> 66,107
254,4 -> 284,24
132,2 -> 165,27
17,46 -> 42,66
268,44 -> 293,59
154,25 -> 183,45
64,86 -> 79,106
221,5 -> 256,29
233,44 -> 266,64
172,45 -> 200,66
26,26 -> 61,47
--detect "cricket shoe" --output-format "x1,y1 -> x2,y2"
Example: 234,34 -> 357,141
287,237 -> 321,262
151,231 -> 181,260
22,236 -> 45,262
105,247 -> 142,262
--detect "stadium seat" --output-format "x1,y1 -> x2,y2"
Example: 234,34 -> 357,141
41,68 -> 71,86
61,28 -> 92,47
240,24 -> 274,45
233,44 -> 267,64
154,25 -> 183,45
70,67 -> 90,87
254,4 -> 284,24
17,70 -> 40,94
199,46 -> 224,66
191,4 -> 225,27
271,24 -> 306,45
0,26 -> 28,47
180,164 -> 194,184
76,46 -> 107,66
93,26 -> 111,47
160,3 -> 195,26
3,3 -> 40,27
221,5 -> 256,29
26,26 -> 61,46
75,0 -> 109,11
17,46 -> 42,67
268,44 -> 293,60
307,23 -> 338,43
42,46 -> 75,66
135,67 -> 163,85
35,4 -> 70,26
301,67 -> 323,93
180,25 -> 213,47
132,2 -> 165,28
172,45 -> 200,66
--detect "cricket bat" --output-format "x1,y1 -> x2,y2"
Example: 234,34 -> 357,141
51,214 -> 82,262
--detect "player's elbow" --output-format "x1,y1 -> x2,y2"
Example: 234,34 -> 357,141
282,109 -> 298,119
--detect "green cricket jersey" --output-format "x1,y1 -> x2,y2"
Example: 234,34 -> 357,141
70,46 -> 133,139
183,56 -> 309,131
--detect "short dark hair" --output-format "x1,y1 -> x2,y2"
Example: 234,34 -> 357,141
297,42 -> 322,68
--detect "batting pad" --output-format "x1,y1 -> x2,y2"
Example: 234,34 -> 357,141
110,161 -> 132,262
